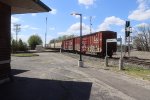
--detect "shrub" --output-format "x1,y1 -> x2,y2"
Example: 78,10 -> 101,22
28,35 -> 43,50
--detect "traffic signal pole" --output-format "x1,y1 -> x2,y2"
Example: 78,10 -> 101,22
125,21 -> 132,57
128,36 -> 130,57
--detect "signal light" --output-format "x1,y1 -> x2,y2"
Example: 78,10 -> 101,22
125,21 -> 131,37
125,21 -> 130,28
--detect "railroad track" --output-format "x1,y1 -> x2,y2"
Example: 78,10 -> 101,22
123,57 -> 150,67
62,52 -> 150,68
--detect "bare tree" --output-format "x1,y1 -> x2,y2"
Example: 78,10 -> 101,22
133,24 -> 150,51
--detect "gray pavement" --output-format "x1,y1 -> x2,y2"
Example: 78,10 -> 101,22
0,52 -> 150,100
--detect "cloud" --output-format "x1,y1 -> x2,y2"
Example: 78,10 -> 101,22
30,27 -> 39,30
11,16 -> 21,23
31,13 -> 37,16
128,0 -> 150,21
49,8 -> 57,15
131,23 -> 150,35
49,27 -> 55,31
78,0 -> 96,8
121,28 -> 125,33
78,0 -> 95,6
58,22 -> 91,35
97,16 -> 125,31
73,15 -> 80,19
73,15 -> 96,20
72,15 -> 87,19
17,34 -> 30,42
83,16 -> 96,20
21,25 -> 39,31
135,23 -> 149,27
58,16 -> 124,36
21,25 -> 30,29
11,16 -> 22,34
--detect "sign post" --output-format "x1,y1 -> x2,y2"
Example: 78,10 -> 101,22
105,41 -> 108,67
105,39 -> 117,67
117,38 -> 123,70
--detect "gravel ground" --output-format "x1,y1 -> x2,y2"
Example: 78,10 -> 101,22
130,51 -> 150,59
0,52 -> 150,100
114,50 -> 150,60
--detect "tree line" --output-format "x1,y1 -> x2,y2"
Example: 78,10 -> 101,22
11,34 -> 76,53
11,35 -> 42,53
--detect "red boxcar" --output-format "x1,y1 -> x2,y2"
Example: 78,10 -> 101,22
74,36 -> 88,54
62,31 -> 117,57
62,38 -> 74,51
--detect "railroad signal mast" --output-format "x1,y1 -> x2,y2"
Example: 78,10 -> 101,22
125,21 -> 132,57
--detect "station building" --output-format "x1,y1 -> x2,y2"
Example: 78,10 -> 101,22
0,0 -> 51,84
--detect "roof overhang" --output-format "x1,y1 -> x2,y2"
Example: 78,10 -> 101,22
0,0 -> 51,14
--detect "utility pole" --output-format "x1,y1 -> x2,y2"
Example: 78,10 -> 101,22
90,16 -> 92,34
45,17 -> 47,48
13,24 -> 21,43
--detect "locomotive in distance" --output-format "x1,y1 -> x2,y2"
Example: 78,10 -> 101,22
49,31 -> 117,57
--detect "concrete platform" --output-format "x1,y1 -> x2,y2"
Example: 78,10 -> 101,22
0,52 -> 150,100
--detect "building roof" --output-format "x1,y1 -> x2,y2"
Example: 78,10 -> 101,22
0,0 -> 51,14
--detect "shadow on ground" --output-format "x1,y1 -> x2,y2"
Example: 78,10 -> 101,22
11,69 -> 29,76
0,69 -> 92,100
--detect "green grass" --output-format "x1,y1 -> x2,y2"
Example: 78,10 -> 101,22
109,65 -> 150,81
11,53 -> 39,57
124,66 -> 150,81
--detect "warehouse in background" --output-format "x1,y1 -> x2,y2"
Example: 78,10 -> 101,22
0,0 -> 51,84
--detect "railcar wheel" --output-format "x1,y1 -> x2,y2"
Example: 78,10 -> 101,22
108,52 -> 113,58
109,55 -> 112,58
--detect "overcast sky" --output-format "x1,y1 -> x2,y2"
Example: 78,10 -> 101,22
11,0 -> 150,44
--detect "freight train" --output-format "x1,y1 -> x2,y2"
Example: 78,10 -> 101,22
49,31 -> 117,57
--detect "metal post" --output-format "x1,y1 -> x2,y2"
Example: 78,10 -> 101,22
80,14 -> 82,61
106,41 -> 107,57
120,38 -> 123,59
124,30 -> 127,57
60,48 -> 62,53
105,40 -> 108,67
119,37 -> 123,70
45,17 -> 47,48
128,36 -> 130,57
78,14 -> 84,67
71,12 -> 83,67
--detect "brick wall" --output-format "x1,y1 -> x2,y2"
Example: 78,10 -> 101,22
0,2 -> 11,81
